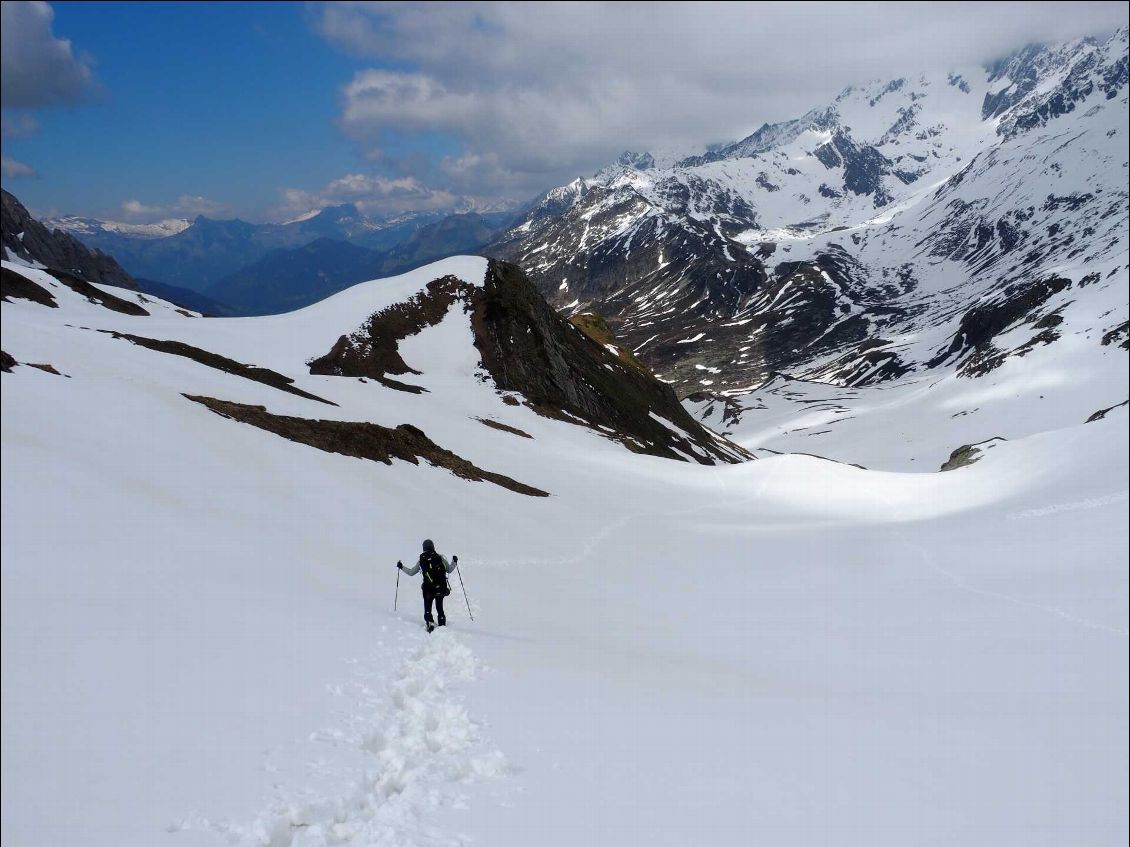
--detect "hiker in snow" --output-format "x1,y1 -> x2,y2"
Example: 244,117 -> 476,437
398,539 -> 458,632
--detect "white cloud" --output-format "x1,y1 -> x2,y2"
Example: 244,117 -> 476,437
2,113 -> 40,139
2,154 -> 38,179
1,1 -> 98,109
119,194 -> 232,221
121,199 -> 164,218
171,194 -> 232,217
316,1 -> 1128,200
273,172 -> 460,219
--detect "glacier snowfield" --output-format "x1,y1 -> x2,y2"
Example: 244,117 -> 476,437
2,256 -> 1126,846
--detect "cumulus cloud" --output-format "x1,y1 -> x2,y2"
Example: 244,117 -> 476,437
315,1 -> 1128,200
2,113 -> 40,138
273,172 -> 460,219
121,199 -> 164,218
172,194 -> 233,217
2,154 -> 38,179
119,194 -> 232,221
1,1 -> 98,109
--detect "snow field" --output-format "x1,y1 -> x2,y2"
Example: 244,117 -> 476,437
2,257 -> 1127,846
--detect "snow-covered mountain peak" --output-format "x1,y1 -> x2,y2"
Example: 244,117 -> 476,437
489,30 -> 1128,398
44,215 -> 192,239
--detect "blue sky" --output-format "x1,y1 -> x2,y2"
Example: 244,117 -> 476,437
2,2 -> 407,220
2,1 -> 1126,223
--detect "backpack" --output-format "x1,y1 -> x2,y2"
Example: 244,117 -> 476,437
420,551 -> 450,596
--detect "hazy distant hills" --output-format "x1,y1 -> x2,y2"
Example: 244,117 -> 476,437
48,203 -> 517,315
205,211 -> 512,315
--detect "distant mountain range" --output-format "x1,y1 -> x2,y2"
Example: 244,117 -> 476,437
43,203 -> 518,315
206,211 -> 511,315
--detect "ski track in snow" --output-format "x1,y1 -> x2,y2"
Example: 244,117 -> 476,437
194,628 -> 511,846
918,553 -> 1129,638
1007,490 -> 1130,521
847,466 -> 1130,638
889,514 -> 1129,639
540,488 -> 1130,643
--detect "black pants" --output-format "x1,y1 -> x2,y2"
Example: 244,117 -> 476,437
423,584 -> 446,625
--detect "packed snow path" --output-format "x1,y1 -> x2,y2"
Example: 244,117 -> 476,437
191,625 -> 509,847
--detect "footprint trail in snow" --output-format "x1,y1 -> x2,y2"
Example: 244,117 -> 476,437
207,627 -> 510,846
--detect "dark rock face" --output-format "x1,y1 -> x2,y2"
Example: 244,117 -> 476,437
940,437 -> 1007,471
308,260 -> 749,464
948,73 -> 972,93
931,276 -> 1072,371
1086,399 -> 1128,422
490,178 -> 913,391
814,131 -> 895,204
805,341 -> 912,387
983,44 -> 1049,118
471,261 -> 747,464
1102,320 -> 1129,350
990,36 -> 1128,138
1,190 -> 138,290
1,266 -> 58,307
488,182 -> 776,390
3,263 -> 148,315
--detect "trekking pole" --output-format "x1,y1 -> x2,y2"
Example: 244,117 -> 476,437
453,555 -> 474,622
394,562 -> 401,612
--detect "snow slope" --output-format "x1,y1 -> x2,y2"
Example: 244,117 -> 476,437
2,257 -> 1127,846
686,281 -> 1129,471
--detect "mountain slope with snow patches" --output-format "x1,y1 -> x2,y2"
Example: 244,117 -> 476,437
2,249 -> 1126,845
489,29 -> 1129,397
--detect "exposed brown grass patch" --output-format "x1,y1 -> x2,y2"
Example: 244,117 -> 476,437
476,417 -> 534,439
185,395 -> 549,497
112,333 -> 336,405
25,363 -> 63,376
569,312 -> 649,374
308,276 -> 473,392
